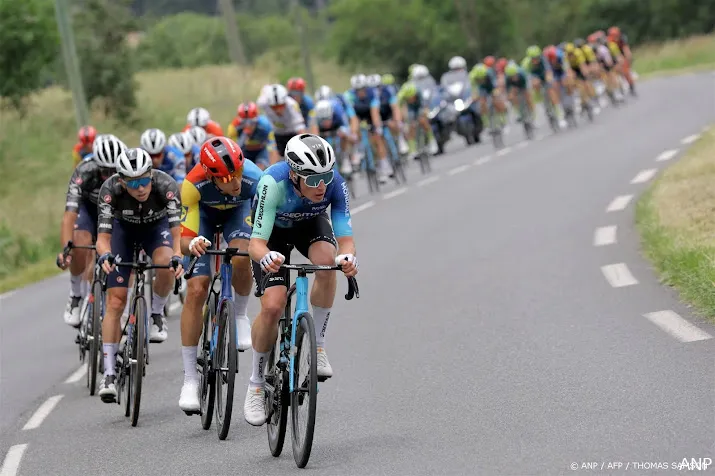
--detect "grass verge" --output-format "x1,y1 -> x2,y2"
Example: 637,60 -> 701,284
636,127 -> 715,320
633,34 -> 715,78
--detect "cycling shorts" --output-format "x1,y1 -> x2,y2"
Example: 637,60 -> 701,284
107,218 -> 173,288
573,67 -> 586,81
244,148 -> 270,168
75,202 -> 98,239
379,104 -> 393,122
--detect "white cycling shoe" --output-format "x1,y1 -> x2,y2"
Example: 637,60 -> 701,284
244,385 -> 266,426
179,378 -> 200,414
63,295 -> 82,328
236,315 -> 252,351
317,348 -> 333,379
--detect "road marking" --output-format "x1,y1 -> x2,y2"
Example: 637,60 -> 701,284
351,201 -> 375,215
417,176 -> 440,187
606,195 -> 633,212
22,395 -> 63,430
0,290 -> 17,301
383,187 -> 408,200
474,155 -> 491,165
681,134 -> 700,145
0,444 -> 28,476
630,168 -> 658,184
496,147 -> 512,157
168,301 -> 181,314
593,226 -> 617,246
516,142 -> 528,149
447,164 -> 471,175
656,149 -> 678,162
601,263 -> 638,288
643,310 -> 713,343
64,364 -> 87,384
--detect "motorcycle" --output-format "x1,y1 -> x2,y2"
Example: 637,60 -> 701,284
429,80 -> 482,153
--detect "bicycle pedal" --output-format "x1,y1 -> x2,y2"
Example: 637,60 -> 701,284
317,375 -> 331,383
182,409 -> 201,416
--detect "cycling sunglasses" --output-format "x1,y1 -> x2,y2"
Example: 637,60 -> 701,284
123,176 -> 152,189
297,170 -> 334,187
215,170 -> 242,184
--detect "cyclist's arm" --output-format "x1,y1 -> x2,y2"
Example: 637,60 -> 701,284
264,127 -> 280,165
330,174 -> 355,256
289,100 -> 307,134
307,109 -> 319,135
248,175 -> 281,262
61,168 -> 84,246
389,94 -> 402,122
227,120 -> 239,141
159,174 -> 183,257
96,181 -> 116,256
179,179 -> 201,255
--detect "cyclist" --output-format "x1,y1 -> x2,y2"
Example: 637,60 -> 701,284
72,126 -> 97,166
287,77 -> 318,133
184,107 -> 224,138
315,85 -> 360,166
346,74 -> 392,182
410,64 -> 438,97
523,45 -> 566,128
186,125 -> 207,149
504,61 -> 535,121
563,42 -> 596,115
257,83 -> 308,158
95,148 -> 184,402
243,133 -> 358,426
140,128 -> 186,185
470,63 -> 507,131
315,99 -> 357,175
397,81 -> 437,156
370,73 -> 409,155
169,131 -> 198,171
592,33 -> 620,102
608,26 -> 636,96
58,135 -> 127,327
233,102 -> 279,170
177,137 -> 263,413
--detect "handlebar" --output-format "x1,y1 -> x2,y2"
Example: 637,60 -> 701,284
109,256 -> 181,295
254,263 -> 359,301
184,247 -> 250,279
56,240 -> 97,268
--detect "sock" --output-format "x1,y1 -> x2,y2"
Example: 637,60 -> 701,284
250,350 -> 269,386
234,293 -> 249,318
70,273 -> 82,297
151,291 -> 168,316
182,346 -> 199,381
103,343 -> 118,376
312,306 -> 331,349
80,279 -> 91,299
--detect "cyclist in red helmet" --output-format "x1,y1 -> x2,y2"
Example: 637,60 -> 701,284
177,136 -> 265,414
228,102 -> 278,170
73,126 -> 97,166
287,77 -> 319,134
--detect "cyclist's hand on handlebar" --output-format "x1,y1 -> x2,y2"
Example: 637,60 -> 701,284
56,252 -> 71,270
335,254 -> 358,277
189,236 -> 211,256
260,251 -> 285,274
170,255 -> 184,278
98,252 -> 115,275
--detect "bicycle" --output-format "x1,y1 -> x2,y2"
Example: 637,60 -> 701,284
486,94 -> 505,150
184,241 -> 249,440
358,122 -> 380,194
110,246 -> 180,427
515,89 -> 535,140
381,126 -> 407,184
413,119 -> 432,174
255,263 -> 359,468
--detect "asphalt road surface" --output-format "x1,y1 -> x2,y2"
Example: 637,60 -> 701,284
2,73 -> 714,476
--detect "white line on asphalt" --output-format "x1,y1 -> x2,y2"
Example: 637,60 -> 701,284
593,226 -> 617,246
496,147 -> 512,156
383,187 -> 408,200
417,176 -> 440,187
601,263 -> 639,288
681,134 -> 700,145
447,164 -> 471,175
0,290 -> 17,301
656,149 -> 678,162
474,156 -> 491,165
606,195 -> 633,212
630,168 -> 658,184
168,301 -> 181,314
22,395 -> 63,430
64,364 -> 86,384
516,142 -> 528,149
643,310 -> 713,343
351,200 -> 375,215
0,444 -> 28,476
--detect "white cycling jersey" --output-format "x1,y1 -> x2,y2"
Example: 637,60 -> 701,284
595,44 -> 613,66
257,95 -> 306,135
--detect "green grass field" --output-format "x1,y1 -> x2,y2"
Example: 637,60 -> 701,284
631,34 -> 715,77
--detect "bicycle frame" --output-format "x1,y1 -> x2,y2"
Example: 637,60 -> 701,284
287,274 -> 310,393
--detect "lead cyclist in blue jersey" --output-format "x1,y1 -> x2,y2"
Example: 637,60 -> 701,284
369,73 -> 409,156
140,128 -> 186,184
243,134 -> 358,426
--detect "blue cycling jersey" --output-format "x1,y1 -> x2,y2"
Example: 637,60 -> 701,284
379,86 -> 398,107
334,94 -> 356,119
238,115 -> 276,153
155,146 -> 186,184
346,88 -> 380,119
318,107 -> 348,133
295,94 -> 316,127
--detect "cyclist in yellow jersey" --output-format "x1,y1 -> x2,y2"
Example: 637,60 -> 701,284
573,39 -> 600,113
564,43 -> 596,115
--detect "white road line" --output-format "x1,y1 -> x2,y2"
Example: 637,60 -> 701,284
417,176 -> 440,187
351,200 -> 375,215
64,364 -> 86,384
0,444 -> 28,476
656,149 -> 678,162
22,395 -> 63,430
643,310 -> 713,343
0,290 -> 17,301
630,168 -> 658,184
606,195 -> 633,212
516,142 -> 528,149
496,147 -> 512,157
168,301 -> 181,314
447,164 -> 471,175
681,134 -> 700,145
601,263 -> 639,288
382,187 -> 408,200
474,155 -> 491,165
593,226 -> 617,246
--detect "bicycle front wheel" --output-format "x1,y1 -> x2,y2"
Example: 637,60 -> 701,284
88,280 -> 103,395
266,328 -> 289,456
215,299 -> 237,440
199,298 -> 216,429
130,295 -> 147,427
291,312 -> 318,468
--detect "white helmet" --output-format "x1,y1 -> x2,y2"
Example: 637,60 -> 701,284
367,74 -> 381,88
93,134 -> 126,168
350,74 -> 368,89
168,132 -> 192,154
186,107 -> 210,127
186,125 -> 207,147
314,100 -> 333,121
315,85 -> 333,101
140,128 -> 166,155
448,56 -> 467,70
412,65 -> 429,79
116,148 -> 152,178
264,84 -> 288,106
284,133 -> 335,174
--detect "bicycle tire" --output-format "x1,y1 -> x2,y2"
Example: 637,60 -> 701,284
199,298 -> 216,429
266,329 -> 289,457
130,295 -> 147,427
88,280 -> 103,395
291,312 -> 318,468
215,299 -> 237,440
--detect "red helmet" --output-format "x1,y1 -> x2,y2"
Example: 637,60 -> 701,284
483,56 -> 496,67
287,77 -> 306,92
78,126 -> 97,145
200,137 -> 245,182
544,46 -> 557,60
237,102 -> 259,120
608,26 -> 620,37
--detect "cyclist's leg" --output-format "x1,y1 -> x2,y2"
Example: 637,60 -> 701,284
143,218 -> 175,342
224,202 -> 253,350
63,205 -> 96,327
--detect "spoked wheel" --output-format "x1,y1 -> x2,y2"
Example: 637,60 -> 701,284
88,282 -> 103,395
215,299 -> 237,440
290,313 -> 318,468
130,296 -> 147,427
199,300 -> 216,429
266,328 -> 289,457
392,158 -> 407,184
366,166 -> 379,194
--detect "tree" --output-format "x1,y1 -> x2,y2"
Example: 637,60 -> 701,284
0,0 -> 58,115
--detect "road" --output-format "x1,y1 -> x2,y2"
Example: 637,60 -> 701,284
1,73 -> 714,476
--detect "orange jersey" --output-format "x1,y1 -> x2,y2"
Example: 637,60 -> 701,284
183,120 -> 224,138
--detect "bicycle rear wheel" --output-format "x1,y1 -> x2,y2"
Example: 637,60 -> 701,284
130,295 -> 147,427
88,280 -> 103,395
266,326 -> 289,456
291,313 -> 318,468
215,299 -> 237,440
199,297 -> 216,428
